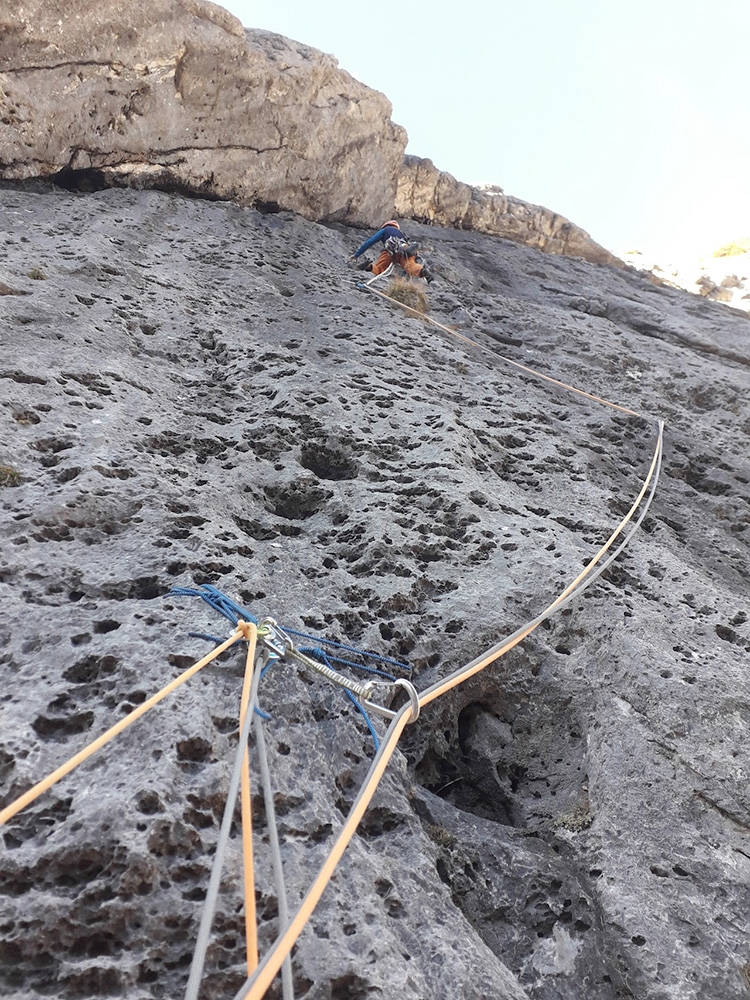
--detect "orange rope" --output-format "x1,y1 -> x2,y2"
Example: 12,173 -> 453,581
238,626 -> 260,975
419,420 -> 664,707
363,283 -> 645,418
0,627 -> 245,827
236,420 -> 664,1000
240,703 -> 415,1000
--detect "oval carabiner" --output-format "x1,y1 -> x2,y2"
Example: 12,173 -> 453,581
394,678 -> 420,724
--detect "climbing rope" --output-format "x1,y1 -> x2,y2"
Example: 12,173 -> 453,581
4,268 -> 668,1000
233,698 -> 415,1000
231,418 -> 663,1000
0,626 -> 248,827
239,631 -> 262,976
253,711 -> 294,1000
171,585 -> 259,627
363,262 -> 394,285
185,628 -> 264,1000
1,423 -> 662,995
169,595 -> 413,748
2,433 -> 664,998
359,279 -> 648,419
343,689 -> 381,751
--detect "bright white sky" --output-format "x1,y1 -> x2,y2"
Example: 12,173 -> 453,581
223,0 -> 750,260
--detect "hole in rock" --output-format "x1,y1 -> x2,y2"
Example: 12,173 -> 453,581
300,443 -> 359,481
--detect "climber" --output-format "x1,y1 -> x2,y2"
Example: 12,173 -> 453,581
351,220 -> 434,282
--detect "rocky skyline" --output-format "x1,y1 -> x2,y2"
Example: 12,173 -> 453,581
0,0 -> 619,267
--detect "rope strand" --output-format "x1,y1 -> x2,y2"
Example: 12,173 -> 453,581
231,421 -> 664,998
0,627 -> 246,827
184,639 -> 264,1000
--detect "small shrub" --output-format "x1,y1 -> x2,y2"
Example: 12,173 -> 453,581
0,465 -> 21,487
713,239 -> 750,258
385,277 -> 428,314
28,267 -> 48,280
426,823 -> 456,848
553,796 -> 593,833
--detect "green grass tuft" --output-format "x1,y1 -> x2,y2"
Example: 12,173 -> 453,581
712,239 -> 750,258
0,465 -> 21,487
385,277 -> 428,314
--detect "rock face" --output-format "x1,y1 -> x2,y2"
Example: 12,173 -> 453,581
0,0 -> 406,225
397,154 -> 623,267
2,1 -> 624,265
1,183 -> 750,1000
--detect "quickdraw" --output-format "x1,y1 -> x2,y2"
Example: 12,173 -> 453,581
257,616 -> 419,723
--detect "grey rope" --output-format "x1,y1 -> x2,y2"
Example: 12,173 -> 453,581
231,702 -> 412,1000
254,713 -> 294,1000
420,420 -> 664,703
227,426 -> 663,1000
185,651 -> 265,1000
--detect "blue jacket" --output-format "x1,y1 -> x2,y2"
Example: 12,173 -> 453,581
353,225 -> 405,258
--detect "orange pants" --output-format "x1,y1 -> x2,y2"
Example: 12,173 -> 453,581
370,250 -> 424,278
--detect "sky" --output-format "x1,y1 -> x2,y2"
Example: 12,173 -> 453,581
223,0 -> 750,260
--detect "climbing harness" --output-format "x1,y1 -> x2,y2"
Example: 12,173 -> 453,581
384,235 -> 411,257
359,245 -> 424,288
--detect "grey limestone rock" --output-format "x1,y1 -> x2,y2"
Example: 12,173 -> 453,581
0,0 -> 406,226
5,1 -> 633,270
396,155 -> 623,268
0,184 -> 749,1000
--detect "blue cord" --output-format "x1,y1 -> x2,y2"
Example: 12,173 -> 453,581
323,654 -> 396,683
297,647 -> 395,683
170,585 -> 407,752
170,585 -> 258,627
344,690 -> 380,751
170,587 -> 408,676
283,626 -> 410,674
298,647 -> 382,751
188,631 -> 226,644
